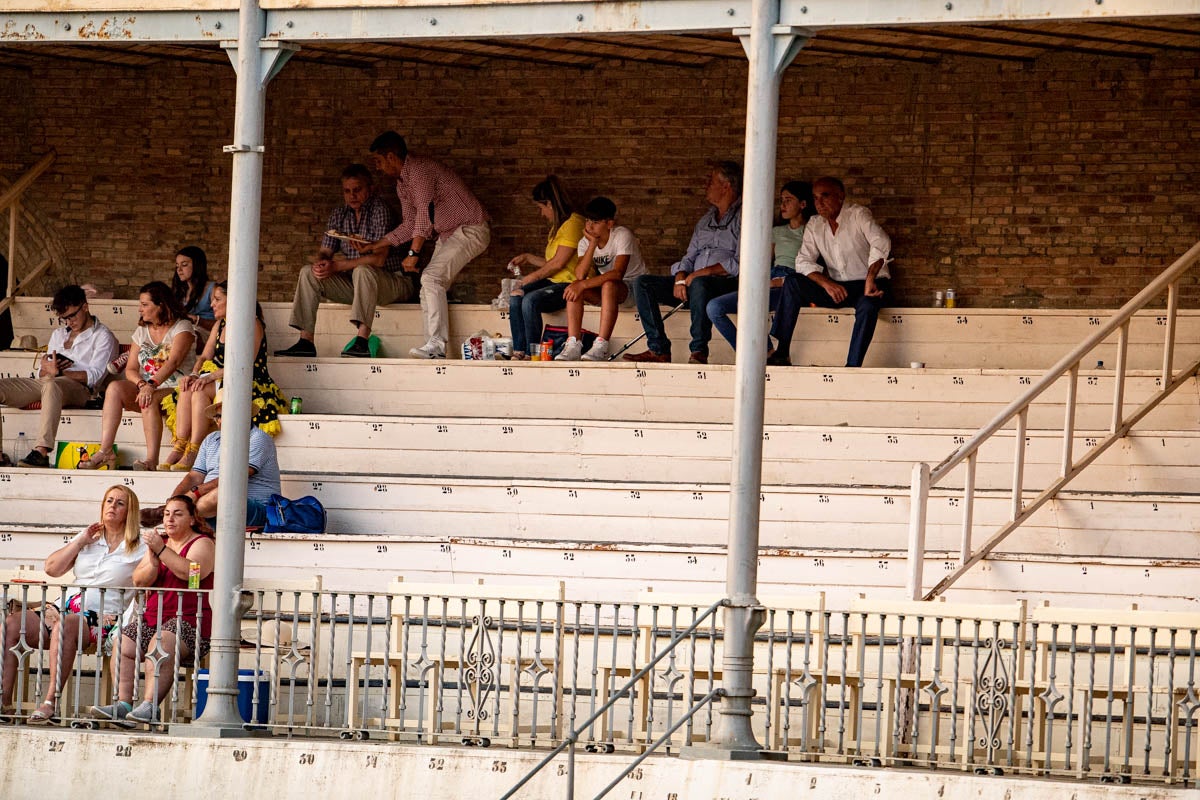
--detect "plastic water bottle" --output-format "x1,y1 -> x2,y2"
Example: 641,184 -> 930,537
15,432 -> 27,461
507,261 -> 524,297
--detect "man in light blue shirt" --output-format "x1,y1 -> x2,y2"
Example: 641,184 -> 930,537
624,161 -> 742,365
143,390 -> 281,528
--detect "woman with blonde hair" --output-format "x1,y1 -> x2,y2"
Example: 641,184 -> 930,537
92,493 -> 213,727
1,484 -> 146,723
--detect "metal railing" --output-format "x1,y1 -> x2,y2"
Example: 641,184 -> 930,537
499,598 -> 727,800
7,581 -> 1200,785
0,150 -> 57,316
907,240 -> 1200,601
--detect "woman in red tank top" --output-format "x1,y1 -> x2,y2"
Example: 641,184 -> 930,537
89,494 -> 214,727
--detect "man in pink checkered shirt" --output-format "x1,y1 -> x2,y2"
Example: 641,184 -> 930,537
361,131 -> 490,359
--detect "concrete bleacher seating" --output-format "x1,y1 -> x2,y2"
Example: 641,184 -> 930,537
4,297 -> 1198,369
2,407 -> 1197,491
1,297 -> 1197,611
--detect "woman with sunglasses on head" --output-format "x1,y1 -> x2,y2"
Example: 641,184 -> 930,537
90,493 -> 214,727
1,484 -> 145,724
80,281 -> 195,471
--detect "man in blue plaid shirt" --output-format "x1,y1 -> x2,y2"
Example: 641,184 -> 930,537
275,163 -> 414,358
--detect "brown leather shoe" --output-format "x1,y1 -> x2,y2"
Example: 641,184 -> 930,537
140,506 -> 164,527
688,352 -> 708,365
622,350 -> 671,363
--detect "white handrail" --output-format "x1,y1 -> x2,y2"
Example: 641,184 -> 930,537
914,240 -> 1200,600
929,239 -> 1200,484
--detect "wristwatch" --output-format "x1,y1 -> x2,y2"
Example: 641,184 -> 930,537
406,248 -> 419,259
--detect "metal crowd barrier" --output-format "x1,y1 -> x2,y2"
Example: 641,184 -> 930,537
4,580 -> 1199,786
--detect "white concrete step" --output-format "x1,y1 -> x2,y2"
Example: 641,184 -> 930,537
6,350 -> 1190,429
2,407 -> 1198,494
10,297 -> 1199,369
0,524 -> 1194,611
0,469 -> 1194,561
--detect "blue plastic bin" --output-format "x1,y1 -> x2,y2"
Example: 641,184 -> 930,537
195,668 -> 271,724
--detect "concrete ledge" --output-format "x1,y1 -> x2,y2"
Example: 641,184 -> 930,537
1,727 -> 1192,800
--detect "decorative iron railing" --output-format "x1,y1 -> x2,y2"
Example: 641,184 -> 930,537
4,581 -> 1199,785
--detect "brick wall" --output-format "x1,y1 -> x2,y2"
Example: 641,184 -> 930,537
0,49 -> 1196,309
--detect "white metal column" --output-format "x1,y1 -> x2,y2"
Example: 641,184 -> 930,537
186,0 -> 294,735
705,0 -> 808,755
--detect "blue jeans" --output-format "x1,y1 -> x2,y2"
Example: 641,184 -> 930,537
632,273 -> 738,357
769,274 -> 888,367
706,266 -> 791,350
509,279 -> 568,354
205,498 -> 268,531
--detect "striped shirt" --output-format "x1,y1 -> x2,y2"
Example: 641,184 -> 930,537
383,154 -> 488,247
321,195 -> 404,272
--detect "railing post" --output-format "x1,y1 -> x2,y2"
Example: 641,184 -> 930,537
6,201 -> 17,295
960,453 -> 976,567
1011,408 -> 1027,522
1162,281 -> 1178,384
1111,321 -> 1129,434
1061,365 -> 1078,477
907,462 -> 930,600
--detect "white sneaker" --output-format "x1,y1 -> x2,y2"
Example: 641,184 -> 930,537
580,339 -> 610,361
554,338 -> 582,361
409,340 -> 446,359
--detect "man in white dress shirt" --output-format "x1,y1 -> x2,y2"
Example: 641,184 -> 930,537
767,177 -> 891,367
0,284 -> 119,467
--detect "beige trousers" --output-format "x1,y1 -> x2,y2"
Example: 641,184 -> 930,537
0,376 -> 92,453
288,264 -> 415,335
419,223 -> 491,346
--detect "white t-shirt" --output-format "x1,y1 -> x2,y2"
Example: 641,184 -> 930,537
69,531 -> 147,616
577,226 -> 647,281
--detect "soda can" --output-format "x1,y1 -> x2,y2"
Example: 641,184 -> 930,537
933,290 -> 944,308
188,561 -> 201,590
945,290 -> 957,308
290,396 -> 303,415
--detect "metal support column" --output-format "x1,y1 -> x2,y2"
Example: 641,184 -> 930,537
696,0 -> 808,757
183,0 -> 290,736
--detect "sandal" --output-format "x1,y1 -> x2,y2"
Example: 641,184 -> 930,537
158,439 -> 188,470
0,706 -> 15,724
170,442 -> 200,472
76,449 -> 116,470
26,700 -> 57,725
132,459 -> 156,471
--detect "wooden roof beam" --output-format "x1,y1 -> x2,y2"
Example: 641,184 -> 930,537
815,31 -> 1036,63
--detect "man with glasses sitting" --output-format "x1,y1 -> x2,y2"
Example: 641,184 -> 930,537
0,284 -> 119,467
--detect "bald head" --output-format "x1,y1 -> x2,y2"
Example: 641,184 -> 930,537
812,177 -> 846,222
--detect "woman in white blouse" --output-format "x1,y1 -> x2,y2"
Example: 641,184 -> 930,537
80,281 -> 195,471
0,485 -> 146,724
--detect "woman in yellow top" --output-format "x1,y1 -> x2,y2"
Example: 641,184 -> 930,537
506,176 -> 585,360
